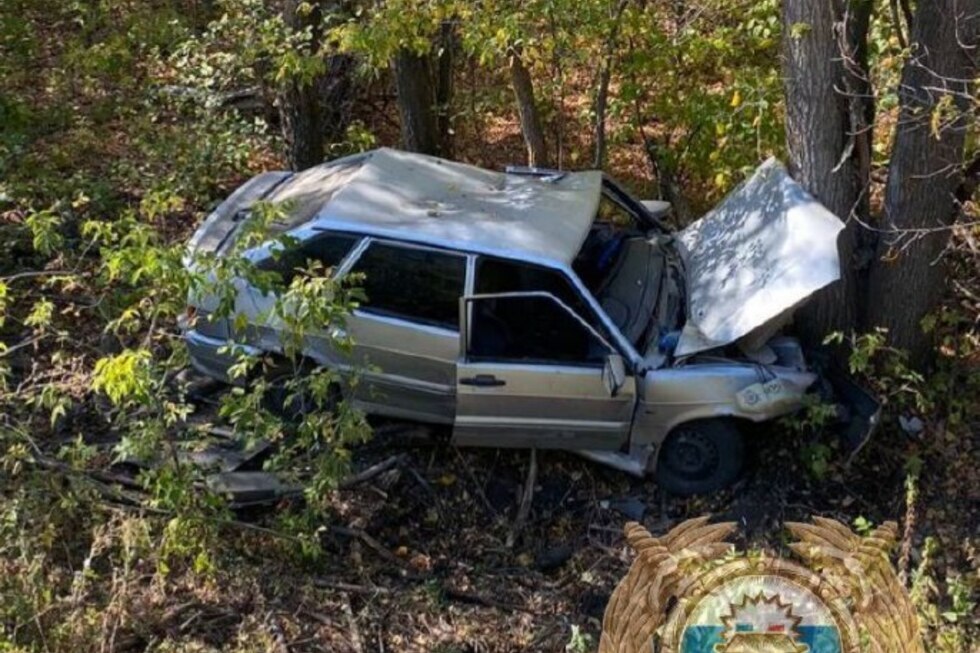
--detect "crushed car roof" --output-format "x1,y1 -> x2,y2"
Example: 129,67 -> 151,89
268,147 -> 603,265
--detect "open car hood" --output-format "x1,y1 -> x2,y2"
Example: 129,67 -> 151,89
674,158 -> 845,357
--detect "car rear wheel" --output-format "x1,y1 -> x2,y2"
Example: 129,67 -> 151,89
654,418 -> 744,496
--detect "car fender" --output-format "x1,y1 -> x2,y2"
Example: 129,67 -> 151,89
632,363 -> 816,465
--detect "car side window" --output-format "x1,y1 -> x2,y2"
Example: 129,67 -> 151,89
467,295 -> 609,366
475,257 -> 589,317
259,231 -> 360,285
595,194 -> 636,229
474,256 -> 619,344
350,242 -> 466,329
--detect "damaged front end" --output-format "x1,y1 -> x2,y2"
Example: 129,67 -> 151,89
637,159 -> 879,463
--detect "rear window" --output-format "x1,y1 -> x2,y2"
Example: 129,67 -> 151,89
259,231 -> 360,285
350,242 -> 467,329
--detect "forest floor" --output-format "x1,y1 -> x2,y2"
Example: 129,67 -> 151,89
47,373 -> 973,653
2,5 -> 978,647
5,97 -> 978,649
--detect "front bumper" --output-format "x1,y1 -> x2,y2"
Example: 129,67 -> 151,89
809,350 -> 881,459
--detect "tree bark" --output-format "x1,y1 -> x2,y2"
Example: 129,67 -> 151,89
393,50 -> 441,156
839,0 -> 876,316
593,0 -> 630,170
508,48 -> 548,168
864,0 -> 977,367
635,117 -> 693,224
277,0 -> 354,170
782,0 -> 870,344
434,20 -> 456,158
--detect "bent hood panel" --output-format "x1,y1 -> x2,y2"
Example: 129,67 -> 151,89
675,158 -> 845,356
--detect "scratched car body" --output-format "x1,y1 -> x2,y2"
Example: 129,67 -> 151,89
182,147 -> 873,495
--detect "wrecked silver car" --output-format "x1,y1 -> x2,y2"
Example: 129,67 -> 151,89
182,148 -> 873,495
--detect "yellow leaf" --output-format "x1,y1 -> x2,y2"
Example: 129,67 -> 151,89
730,89 -> 742,108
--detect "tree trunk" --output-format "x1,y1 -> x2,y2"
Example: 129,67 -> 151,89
508,49 -> 548,168
635,119 -> 693,224
781,0 -> 869,344
277,0 -> 354,170
864,0 -> 977,367
393,50 -> 441,156
434,20 -> 456,158
593,0 -> 630,170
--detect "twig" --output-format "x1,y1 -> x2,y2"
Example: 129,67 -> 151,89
0,269 -> 71,283
404,465 -> 437,499
507,448 -> 537,548
341,593 -> 364,653
312,579 -> 392,595
27,448 -> 143,491
442,586 -> 533,614
889,0 -> 908,48
330,526 -> 402,567
338,455 -> 405,490
266,611 -> 291,653
0,334 -> 51,358
453,447 -> 497,517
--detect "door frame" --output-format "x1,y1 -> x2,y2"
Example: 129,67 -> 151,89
453,290 -> 637,450
459,290 -> 621,359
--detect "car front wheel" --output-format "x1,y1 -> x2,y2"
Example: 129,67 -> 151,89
654,418 -> 745,496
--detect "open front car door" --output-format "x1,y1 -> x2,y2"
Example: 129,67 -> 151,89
453,292 -> 636,450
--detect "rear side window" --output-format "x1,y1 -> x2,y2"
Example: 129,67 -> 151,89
350,242 -> 466,329
260,231 -> 359,285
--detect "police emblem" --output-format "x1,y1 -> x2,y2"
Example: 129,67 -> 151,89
599,517 -> 923,653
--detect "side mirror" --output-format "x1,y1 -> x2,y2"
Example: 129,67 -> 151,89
602,353 -> 627,397
641,199 -> 673,221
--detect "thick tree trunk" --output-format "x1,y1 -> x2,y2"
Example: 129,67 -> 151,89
277,0 -> 354,170
393,50 -> 441,156
782,0 -> 869,344
434,20 -> 456,158
509,49 -> 548,168
864,0 -> 977,367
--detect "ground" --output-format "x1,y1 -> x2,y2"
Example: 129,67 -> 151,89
1,4 -> 977,648
53,383 -> 972,653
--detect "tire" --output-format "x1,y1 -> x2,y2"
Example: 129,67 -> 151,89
653,418 -> 745,496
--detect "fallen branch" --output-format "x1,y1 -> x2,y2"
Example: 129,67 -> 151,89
341,592 -> 364,653
443,586 -> 534,614
312,579 -> 392,595
454,447 -> 497,517
330,526 -> 403,567
507,448 -> 537,548
338,454 -> 406,490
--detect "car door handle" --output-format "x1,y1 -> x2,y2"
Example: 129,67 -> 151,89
459,374 -> 506,387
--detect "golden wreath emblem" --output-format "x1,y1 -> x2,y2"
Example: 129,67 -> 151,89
599,517 -> 923,653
